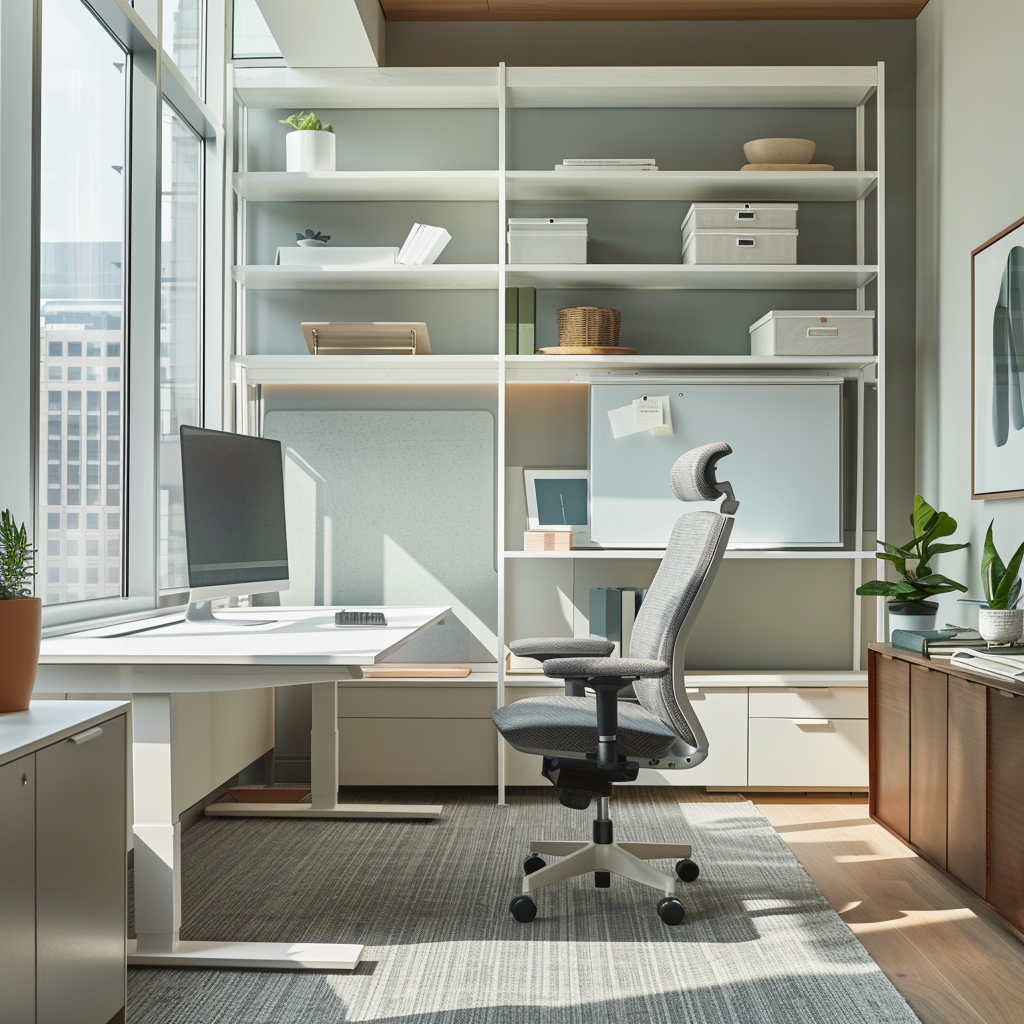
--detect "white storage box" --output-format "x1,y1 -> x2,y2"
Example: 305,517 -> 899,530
276,246 -> 398,267
682,228 -> 797,265
682,202 -> 798,233
750,309 -> 875,356
508,218 -> 587,264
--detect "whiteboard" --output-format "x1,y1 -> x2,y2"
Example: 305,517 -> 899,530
589,381 -> 842,548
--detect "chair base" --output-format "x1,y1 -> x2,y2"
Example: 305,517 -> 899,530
522,840 -> 692,897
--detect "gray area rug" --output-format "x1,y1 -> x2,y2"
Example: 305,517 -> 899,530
128,788 -> 920,1023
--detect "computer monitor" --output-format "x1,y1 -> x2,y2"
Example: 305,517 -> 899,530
180,425 -> 289,624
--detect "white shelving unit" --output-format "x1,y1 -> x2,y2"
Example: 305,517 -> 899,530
227,63 -> 886,798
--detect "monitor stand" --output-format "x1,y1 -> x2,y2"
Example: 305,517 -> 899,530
185,599 -> 276,627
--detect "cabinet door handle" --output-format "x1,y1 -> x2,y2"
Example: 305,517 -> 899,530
69,726 -> 103,745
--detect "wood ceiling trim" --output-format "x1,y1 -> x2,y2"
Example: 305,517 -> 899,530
380,0 -> 929,21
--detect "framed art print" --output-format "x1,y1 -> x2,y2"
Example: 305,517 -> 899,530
973,215 -> 1024,499
523,468 -> 591,547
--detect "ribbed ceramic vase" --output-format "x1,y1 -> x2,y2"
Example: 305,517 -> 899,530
978,607 -> 1024,644
0,597 -> 41,712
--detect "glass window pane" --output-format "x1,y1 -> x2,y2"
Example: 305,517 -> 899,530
38,0 -> 127,607
160,103 -> 203,591
232,0 -> 280,58
164,0 -> 205,96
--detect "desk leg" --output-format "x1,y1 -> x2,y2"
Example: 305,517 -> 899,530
205,679 -> 443,821
127,691 -> 362,970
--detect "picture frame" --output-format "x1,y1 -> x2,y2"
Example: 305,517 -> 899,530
523,468 -> 591,547
972,215 -> 1024,499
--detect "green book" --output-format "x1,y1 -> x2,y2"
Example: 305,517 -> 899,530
518,287 -> 536,355
504,287 -> 518,355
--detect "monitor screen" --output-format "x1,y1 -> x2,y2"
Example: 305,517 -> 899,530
180,426 -> 289,592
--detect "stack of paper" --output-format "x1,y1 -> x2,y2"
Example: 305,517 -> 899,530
396,223 -> 452,265
555,158 -> 658,172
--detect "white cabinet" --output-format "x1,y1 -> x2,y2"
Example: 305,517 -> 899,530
0,754 -> 35,1024
748,686 -> 868,719
748,717 -> 869,788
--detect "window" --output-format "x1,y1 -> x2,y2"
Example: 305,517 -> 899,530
38,0 -> 128,607
232,0 -> 280,58
164,0 -> 205,95
159,103 -> 203,590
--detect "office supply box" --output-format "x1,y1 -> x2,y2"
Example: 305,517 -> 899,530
508,218 -> 588,264
588,380 -> 842,548
749,309 -> 875,356
681,202 -> 798,265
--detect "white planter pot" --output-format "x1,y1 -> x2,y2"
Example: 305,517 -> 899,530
887,606 -> 937,641
978,607 -> 1024,644
285,130 -> 336,172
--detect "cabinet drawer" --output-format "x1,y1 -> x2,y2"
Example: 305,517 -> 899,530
748,718 -> 868,788
748,687 -> 867,719
337,686 -> 496,719
339,718 -> 497,785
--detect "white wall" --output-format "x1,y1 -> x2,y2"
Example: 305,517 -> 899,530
917,0 -> 1024,623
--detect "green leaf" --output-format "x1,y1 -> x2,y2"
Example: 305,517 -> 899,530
994,540 -> 1024,609
920,541 -> 969,558
912,495 -> 939,540
914,573 -> 970,593
981,520 -> 1005,605
1010,577 -> 1022,610
855,580 -> 900,597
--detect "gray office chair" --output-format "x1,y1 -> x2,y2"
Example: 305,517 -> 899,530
492,442 -> 738,926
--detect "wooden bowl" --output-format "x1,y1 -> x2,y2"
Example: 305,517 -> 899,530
743,138 -> 816,165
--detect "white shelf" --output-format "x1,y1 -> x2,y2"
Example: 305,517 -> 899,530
505,65 -> 878,109
232,265 -> 500,290
233,67 -> 500,109
504,550 -> 878,560
233,354 -> 498,386
504,264 -> 878,291
505,354 -> 876,382
233,171 -> 500,203
506,170 -> 877,203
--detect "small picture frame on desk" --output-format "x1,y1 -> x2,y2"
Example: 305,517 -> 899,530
523,468 -> 591,548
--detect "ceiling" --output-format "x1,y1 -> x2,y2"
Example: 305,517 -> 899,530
379,0 -> 929,19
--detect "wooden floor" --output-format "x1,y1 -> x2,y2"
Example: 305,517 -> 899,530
750,797 -> 1024,1024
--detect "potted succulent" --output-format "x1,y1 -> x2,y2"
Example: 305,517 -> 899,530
856,495 -> 969,639
979,520 -> 1024,643
0,510 -> 39,713
296,228 -> 331,248
279,111 -> 336,172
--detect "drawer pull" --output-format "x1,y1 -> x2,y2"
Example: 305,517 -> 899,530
69,726 -> 103,745
791,688 -> 832,697
794,718 -> 831,726
685,688 -> 700,694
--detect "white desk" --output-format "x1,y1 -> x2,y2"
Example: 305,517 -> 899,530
37,604 -> 449,971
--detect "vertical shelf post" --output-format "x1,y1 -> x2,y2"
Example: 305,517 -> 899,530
875,62 -> 887,645
496,63 -> 508,804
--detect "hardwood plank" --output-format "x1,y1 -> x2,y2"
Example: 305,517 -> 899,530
947,676 -> 987,898
381,0 -> 929,20
989,688 -> 1024,933
874,655 -> 911,840
910,665 -> 947,869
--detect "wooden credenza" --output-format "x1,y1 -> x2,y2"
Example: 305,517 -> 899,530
870,643 -> 1024,940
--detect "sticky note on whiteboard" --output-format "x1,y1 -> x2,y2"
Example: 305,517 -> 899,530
608,396 -> 673,439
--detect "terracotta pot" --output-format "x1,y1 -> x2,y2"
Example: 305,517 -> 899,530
0,598 -> 41,712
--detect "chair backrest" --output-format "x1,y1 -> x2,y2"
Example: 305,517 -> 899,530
628,442 -> 736,767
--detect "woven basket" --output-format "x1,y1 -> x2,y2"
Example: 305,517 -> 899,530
557,306 -> 621,347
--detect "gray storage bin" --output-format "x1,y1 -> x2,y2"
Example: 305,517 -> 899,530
682,228 -> 798,265
681,201 -> 798,233
750,309 -> 875,355
508,218 -> 587,264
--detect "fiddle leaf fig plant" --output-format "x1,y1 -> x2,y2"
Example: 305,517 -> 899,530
279,111 -> 334,133
982,520 -> 1024,610
856,495 -> 969,605
0,510 -> 35,600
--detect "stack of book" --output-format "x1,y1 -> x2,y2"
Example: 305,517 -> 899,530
554,158 -> 658,172
396,223 -> 451,265
505,287 -> 537,354
891,628 -> 988,659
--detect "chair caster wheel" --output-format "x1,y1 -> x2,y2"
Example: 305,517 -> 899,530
676,858 -> 700,883
510,895 -> 537,923
657,897 -> 685,926
524,854 -> 546,875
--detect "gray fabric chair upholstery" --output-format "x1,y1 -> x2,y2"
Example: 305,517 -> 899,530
508,638 -> 615,660
542,657 -> 669,678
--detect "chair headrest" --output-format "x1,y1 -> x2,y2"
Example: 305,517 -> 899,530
670,443 -> 737,512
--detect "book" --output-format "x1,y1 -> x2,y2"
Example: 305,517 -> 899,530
891,628 -> 986,658
561,158 -> 656,165
949,648 -> 1024,682
524,530 -> 571,552
518,287 -> 536,354
505,288 -> 518,355
396,223 -> 451,265
555,164 -> 659,172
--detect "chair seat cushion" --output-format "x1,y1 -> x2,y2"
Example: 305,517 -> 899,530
543,657 -> 671,679
491,695 -> 675,759
508,637 -> 615,660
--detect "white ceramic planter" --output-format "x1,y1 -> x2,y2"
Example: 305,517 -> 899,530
888,611 -> 937,640
285,130 -> 336,172
978,607 -> 1024,644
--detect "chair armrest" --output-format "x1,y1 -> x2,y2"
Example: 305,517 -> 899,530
508,637 -> 615,661
542,657 -> 671,681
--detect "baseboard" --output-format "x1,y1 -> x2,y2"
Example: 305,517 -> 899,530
706,786 -> 869,794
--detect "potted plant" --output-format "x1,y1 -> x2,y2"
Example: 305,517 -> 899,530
0,510 -> 39,713
856,495 -> 969,639
979,520 -> 1024,643
296,228 -> 331,248
279,111 -> 336,172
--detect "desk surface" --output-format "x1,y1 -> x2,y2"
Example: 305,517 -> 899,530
38,606 -> 450,667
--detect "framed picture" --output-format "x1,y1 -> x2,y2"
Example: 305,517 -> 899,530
523,468 -> 590,547
973,215 -> 1024,499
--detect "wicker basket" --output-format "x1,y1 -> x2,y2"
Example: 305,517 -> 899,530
557,306 -> 621,347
